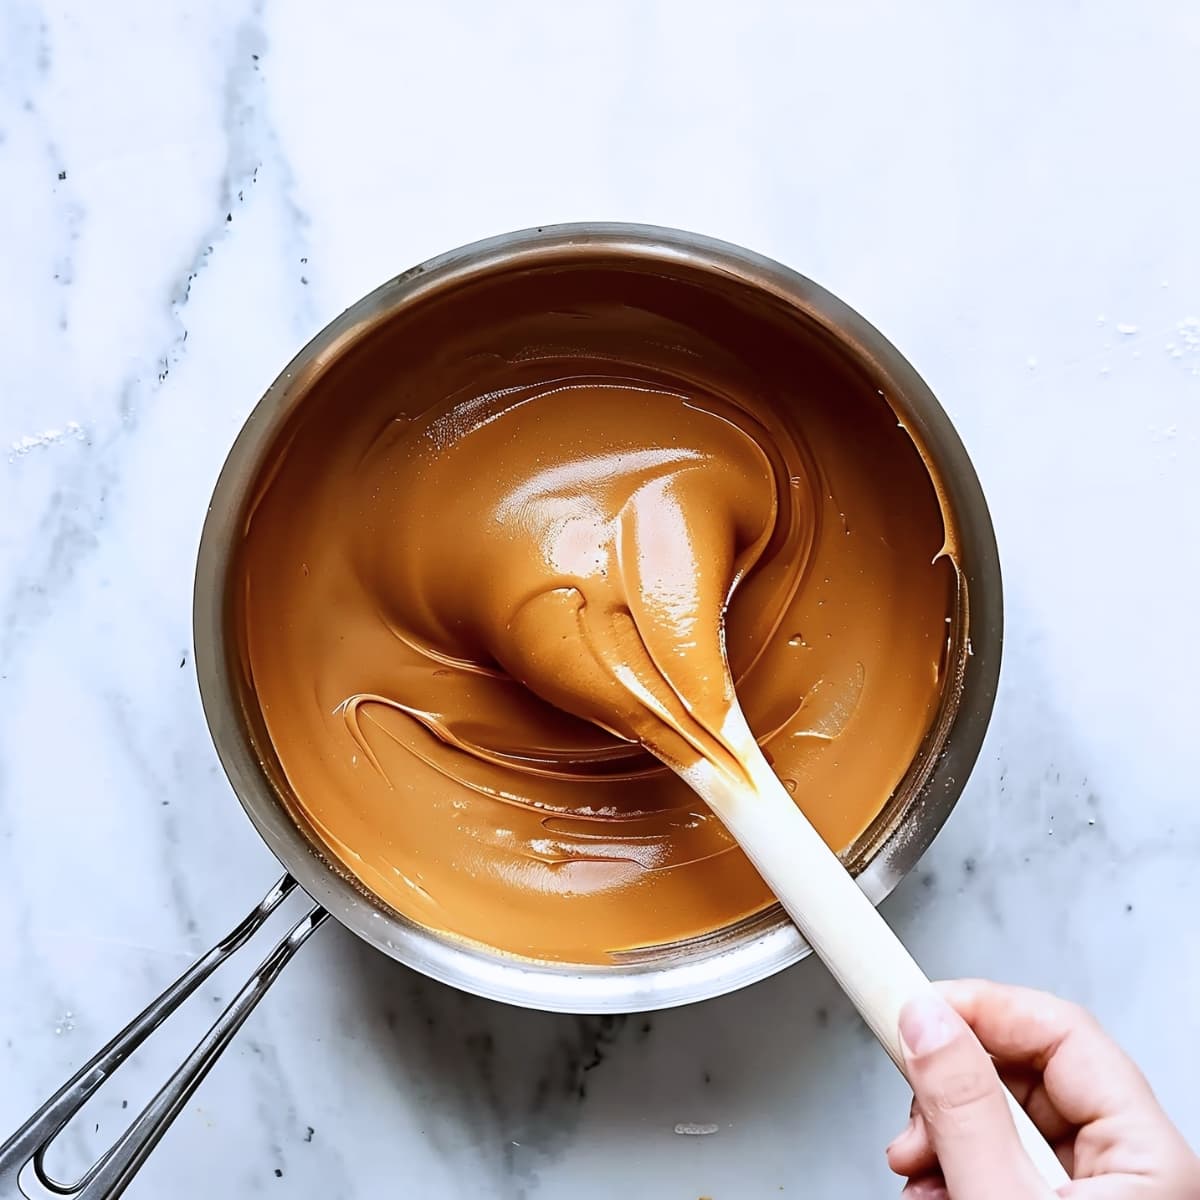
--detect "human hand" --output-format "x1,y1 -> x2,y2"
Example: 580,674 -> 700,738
887,980 -> 1200,1198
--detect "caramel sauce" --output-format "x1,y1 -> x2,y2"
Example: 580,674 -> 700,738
237,261 -> 956,962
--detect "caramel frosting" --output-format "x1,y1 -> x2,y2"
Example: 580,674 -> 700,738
236,261 -> 958,962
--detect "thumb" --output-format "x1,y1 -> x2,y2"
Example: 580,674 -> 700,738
899,994 -> 1049,1200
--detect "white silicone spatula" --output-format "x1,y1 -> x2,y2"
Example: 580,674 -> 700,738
685,701 -> 1069,1187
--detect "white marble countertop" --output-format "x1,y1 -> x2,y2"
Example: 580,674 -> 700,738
3,3 -> 1198,1197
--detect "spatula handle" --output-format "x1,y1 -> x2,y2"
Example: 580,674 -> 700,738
689,731 -> 1068,1188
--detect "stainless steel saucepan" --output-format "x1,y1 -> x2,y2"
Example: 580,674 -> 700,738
0,224 -> 1002,1199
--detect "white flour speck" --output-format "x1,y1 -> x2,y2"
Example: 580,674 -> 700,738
674,1122 -> 719,1136
9,421 -> 86,459
1116,323 -> 1138,335
1175,317 -> 1200,352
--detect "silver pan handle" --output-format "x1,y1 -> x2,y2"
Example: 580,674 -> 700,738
0,875 -> 327,1200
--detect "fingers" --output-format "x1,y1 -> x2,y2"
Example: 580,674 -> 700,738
901,1175 -> 948,1200
935,980 -> 1159,1129
891,982 -> 1198,1194
889,1075 -> 1074,1182
899,993 -> 1050,1199
1015,1076 -> 1076,1149
888,1108 -> 938,1178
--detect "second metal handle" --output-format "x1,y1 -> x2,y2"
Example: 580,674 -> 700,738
0,875 -> 326,1200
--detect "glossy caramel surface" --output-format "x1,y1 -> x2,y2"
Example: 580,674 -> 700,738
237,263 -> 956,961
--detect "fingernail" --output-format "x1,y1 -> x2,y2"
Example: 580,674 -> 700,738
899,993 -> 958,1056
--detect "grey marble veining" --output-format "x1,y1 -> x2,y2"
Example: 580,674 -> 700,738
2,3 -> 1199,1197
